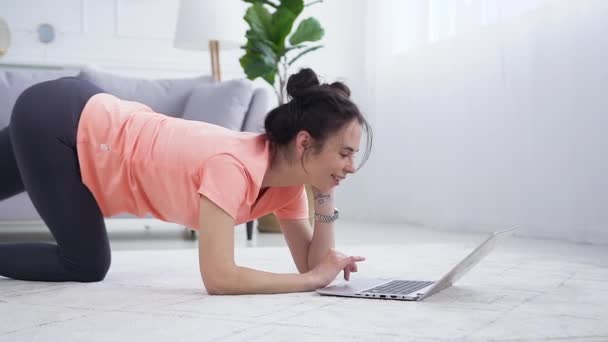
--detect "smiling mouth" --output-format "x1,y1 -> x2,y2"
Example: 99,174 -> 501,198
332,174 -> 345,184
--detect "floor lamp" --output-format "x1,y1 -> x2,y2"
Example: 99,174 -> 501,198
173,0 -> 246,82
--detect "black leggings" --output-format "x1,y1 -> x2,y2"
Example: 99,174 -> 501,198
0,77 -> 110,282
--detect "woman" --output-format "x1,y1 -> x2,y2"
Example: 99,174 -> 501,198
0,68 -> 372,295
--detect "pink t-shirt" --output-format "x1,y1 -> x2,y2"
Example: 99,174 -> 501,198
75,93 -> 309,229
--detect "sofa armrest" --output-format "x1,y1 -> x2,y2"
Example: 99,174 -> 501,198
241,86 -> 277,133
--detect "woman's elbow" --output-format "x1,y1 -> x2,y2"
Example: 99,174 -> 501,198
201,270 -> 238,295
297,264 -> 311,274
205,284 -> 229,295
204,279 -> 233,295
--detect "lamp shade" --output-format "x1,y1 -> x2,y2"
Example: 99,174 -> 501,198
174,0 -> 247,51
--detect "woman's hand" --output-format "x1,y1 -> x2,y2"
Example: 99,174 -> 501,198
309,248 -> 366,289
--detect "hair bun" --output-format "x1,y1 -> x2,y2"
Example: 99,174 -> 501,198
329,81 -> 351,98
286,68 -> 320,99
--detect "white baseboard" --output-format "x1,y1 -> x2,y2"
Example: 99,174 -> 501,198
0,218 -> 246,234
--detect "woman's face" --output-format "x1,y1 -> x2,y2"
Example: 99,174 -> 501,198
304,120 -> 362,192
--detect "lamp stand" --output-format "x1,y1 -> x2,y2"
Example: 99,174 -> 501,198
209,39 -> 221,82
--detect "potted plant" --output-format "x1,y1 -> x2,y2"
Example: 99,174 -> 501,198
240,0 -> 325,104
239,0 -> 325,232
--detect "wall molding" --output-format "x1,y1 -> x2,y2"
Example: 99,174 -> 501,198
4,0 -> 85,34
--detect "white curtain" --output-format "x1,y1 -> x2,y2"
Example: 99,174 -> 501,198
350,0 -> 608,243
363,0 -> 558,102
360,0 -> 563,137
383,0 -> 559,55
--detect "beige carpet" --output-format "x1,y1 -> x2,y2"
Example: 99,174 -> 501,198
1,234 -> 607,341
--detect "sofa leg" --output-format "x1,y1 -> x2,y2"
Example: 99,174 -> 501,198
183,227 -> 197,240
246,221 -> 254,241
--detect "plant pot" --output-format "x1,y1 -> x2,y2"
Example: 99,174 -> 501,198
257,184 -> 315,233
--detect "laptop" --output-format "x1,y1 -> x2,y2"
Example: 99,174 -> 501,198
316,227 -> 517,301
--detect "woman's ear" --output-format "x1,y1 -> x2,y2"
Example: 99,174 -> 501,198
295,130 -> 313,155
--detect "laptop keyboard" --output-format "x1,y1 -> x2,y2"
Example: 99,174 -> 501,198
362,280 -> 434,295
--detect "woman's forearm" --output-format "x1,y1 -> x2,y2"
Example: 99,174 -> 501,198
207,188 -> 337,295
208,266 -> 318,295
307,187 -> 336,270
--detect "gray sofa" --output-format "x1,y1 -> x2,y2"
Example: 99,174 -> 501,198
0,66 -> 274,228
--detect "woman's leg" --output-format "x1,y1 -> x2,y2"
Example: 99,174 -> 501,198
0,126 -> 25,200
0,77 -> 111,282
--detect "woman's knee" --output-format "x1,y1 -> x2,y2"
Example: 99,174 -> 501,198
70,253 -> 112,283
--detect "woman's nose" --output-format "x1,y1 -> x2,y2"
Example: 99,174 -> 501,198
345,160 -> 356,174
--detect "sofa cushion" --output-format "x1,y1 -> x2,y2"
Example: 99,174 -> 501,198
77,67 -> 211,117
182,79 -> 255,131
0,69 -> 78,128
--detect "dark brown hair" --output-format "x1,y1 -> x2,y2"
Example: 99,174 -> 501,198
264,68 -> 373,170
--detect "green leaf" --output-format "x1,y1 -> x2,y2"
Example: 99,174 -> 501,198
244,3 -> 273,42
289,17 -> 324,45
244,0 -> 280,9
278,0 -> 304,17
262,71 -> 276,85
270,7 -> 297,54
240,52 -> 277,84
245,31 -> 278,54
288,44 -> 323,66
269,0 -> 303,54
248,39 -> 278,64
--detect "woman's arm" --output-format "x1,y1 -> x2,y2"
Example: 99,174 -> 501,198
198,194 -> 317,295
279,187 -> 344,273
278,218 -> 313,273
276,186 -> 335,273
307,187 -> 336,269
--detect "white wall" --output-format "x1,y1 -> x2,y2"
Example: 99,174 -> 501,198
345,0 -> 608,244
0,0 -> 364,83
1,0 -> 201,77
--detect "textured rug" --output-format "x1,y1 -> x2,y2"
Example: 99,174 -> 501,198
1,235 -> 607,341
